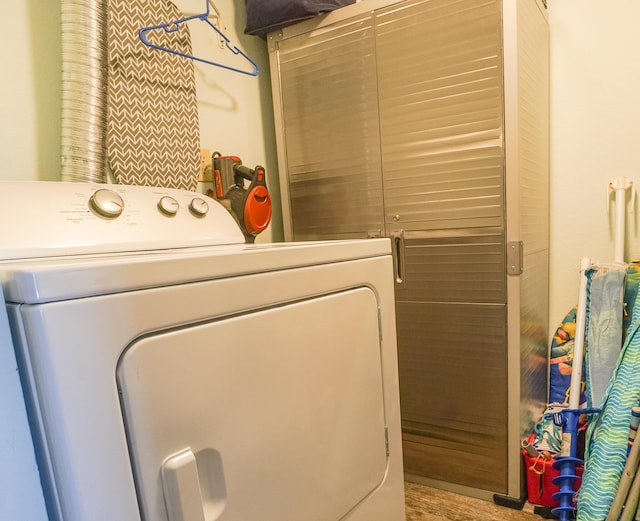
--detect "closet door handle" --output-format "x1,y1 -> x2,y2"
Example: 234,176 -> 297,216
390,230 -> 406,287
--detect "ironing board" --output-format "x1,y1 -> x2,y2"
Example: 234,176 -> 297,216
107,0 -> 200,191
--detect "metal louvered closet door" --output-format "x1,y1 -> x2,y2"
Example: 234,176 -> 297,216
273,0 -> 507,494
375,0 -> 508,493
274,14 -> 384,240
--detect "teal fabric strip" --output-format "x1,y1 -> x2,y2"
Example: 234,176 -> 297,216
624,262 -> 640,336
578,287 -> 640,521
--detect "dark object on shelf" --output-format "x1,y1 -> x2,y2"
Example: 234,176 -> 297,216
245,0 -> 355,39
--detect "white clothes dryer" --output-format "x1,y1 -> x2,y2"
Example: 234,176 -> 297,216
0,182 -> 406,521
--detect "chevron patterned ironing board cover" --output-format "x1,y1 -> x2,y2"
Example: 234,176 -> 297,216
107,0 -> 200,191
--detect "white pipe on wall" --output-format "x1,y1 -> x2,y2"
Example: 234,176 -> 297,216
609,176 -> 633,264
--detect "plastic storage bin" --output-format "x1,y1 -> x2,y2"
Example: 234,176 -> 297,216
523,450 -> 584,507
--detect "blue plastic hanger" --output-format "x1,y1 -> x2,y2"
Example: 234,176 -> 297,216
139,0 -> 259,77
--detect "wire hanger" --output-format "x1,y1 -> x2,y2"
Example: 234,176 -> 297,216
139,0 -> 259,77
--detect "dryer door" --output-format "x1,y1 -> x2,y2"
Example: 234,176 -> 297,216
117,287 -> 389,521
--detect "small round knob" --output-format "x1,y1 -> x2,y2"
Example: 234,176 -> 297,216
89,189 -> 124,218
189,197 -> 209,217
392,214 -> 400,222
158,196 -> 179,216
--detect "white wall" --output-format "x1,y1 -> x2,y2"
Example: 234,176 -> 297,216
0,3 -> 60,181
548,0 -> 640,330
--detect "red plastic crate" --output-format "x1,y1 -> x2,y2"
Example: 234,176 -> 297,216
523,451 -> 584,508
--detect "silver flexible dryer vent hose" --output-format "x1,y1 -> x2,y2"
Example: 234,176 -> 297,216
60,0 -> 108,183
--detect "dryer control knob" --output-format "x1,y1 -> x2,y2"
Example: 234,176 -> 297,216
158,196 -> 180,216
189,197 -> 209,218
89,189 -> 125,218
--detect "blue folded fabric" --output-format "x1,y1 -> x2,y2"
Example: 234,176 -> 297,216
585,263 -> 626,409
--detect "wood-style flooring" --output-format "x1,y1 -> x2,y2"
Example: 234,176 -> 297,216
405,482 -> 542,521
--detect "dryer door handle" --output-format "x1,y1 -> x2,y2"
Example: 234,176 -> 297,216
161,448 -> 206,521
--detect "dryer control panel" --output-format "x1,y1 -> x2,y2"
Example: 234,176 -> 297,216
0,181 -> 245,260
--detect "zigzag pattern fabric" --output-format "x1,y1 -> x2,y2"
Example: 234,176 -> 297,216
107,0 -> 199,191
578,288 -> 640,521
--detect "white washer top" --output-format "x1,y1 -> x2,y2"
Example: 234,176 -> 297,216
0,181 -> 245,260
0,182 -> 391,303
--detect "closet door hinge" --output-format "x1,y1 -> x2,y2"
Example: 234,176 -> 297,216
507,241 -> 524,275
